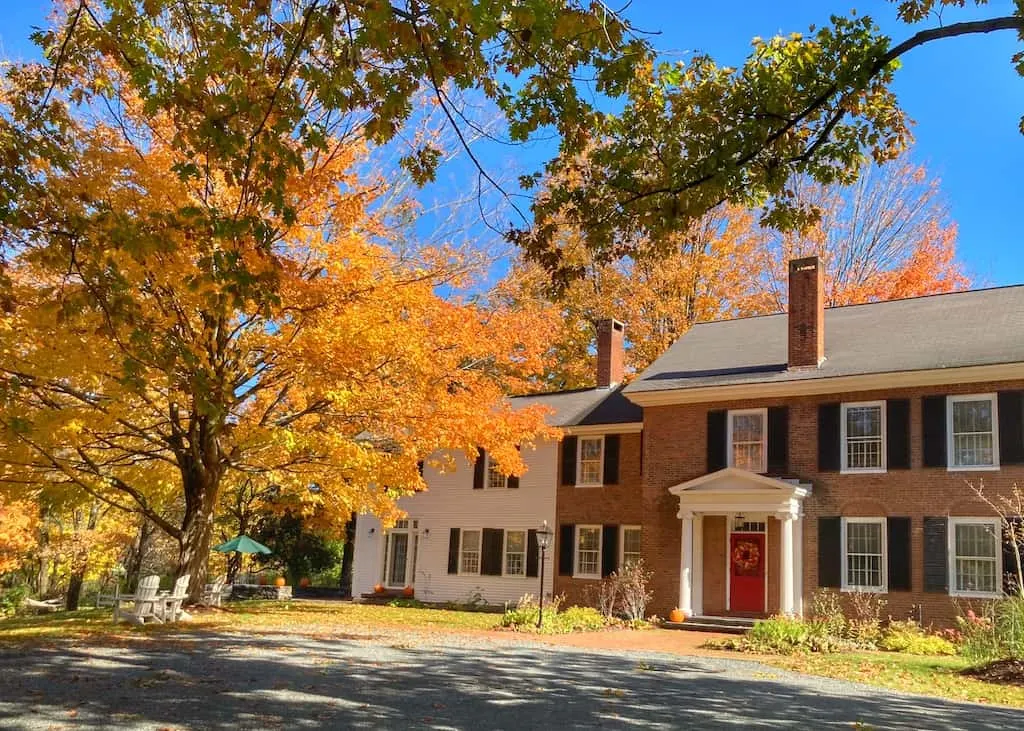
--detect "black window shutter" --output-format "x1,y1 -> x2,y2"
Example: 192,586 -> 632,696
481,528 -> 504,576
558,524 -> 574,576
603,435 -> 620,485
601,525 -> 619,577
472,448 -> 486,490
923,517 -> 949,592
818,517 -> 842,588
817,403 -> 841,472
886,399 -> 911,470
922,396 -> 947,468
887,517 -> 912,591
998,391 -> 1024,465
707,410 -> 727,472
767,406 -> 789,474
507,475 -> 519,489
447,528 -> 460,575
561,436 -> 577,486
417,460 -> 425,476
1003,518 -> 1023,595
526,529 -> 539,578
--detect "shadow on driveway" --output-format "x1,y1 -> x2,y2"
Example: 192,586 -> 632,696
0,631 -> 1018,729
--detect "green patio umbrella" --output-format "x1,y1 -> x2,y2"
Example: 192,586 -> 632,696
213,535 -> 272,555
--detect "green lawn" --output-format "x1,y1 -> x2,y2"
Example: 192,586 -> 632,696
760,650 -> 1024,708
0,599 -> 502,644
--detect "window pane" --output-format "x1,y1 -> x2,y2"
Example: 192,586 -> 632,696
505,530 -> 525,576
581,438 -> 603,460
732,413 -> 763,442
486,461 -> 506,489
622,528 -> 641,568
577,528 -> 600,576
578,438 -> 603,484
954,523 -> 999,593
845,405 -> 883,470
731,412 -> 764,472
846,521 -> 883,589
461,530 -> 480,574
952,400 -> 995,467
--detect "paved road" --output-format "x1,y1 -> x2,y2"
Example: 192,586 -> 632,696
0,630 -> 1019,730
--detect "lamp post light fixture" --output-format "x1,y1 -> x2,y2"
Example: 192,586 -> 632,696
534,520 -> 554,628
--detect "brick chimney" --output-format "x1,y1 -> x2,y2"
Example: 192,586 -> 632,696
596,318 -> 625,388
788,256 -> 825,369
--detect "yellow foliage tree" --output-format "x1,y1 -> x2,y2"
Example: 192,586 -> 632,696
0,36 -> 555,597
0,498 -> 37,575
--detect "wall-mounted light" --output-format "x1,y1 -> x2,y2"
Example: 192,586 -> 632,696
423,528 -> 430,537
368,527 -> 376,536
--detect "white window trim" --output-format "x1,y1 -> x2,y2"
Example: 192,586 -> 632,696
620,525 -> 641,569
502,529 -> 528,578
841,517 -> 887,593
457,527 -> 482,576
948,517 -> 1003,598
575,436 -> 605,488
483,453 -> 508,489
573,524 -> 603,579
840,400 -> 887,474
947,393 -> 1000,472
727,408 -> 768,473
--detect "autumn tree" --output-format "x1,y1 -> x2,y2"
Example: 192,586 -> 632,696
0,498 -> 38,575
519,1 -> 1023,282
0,4 -> 561,597
736,156 -> 970,313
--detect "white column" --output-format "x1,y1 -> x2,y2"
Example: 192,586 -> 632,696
779,513 -> 795,616
679,511 -> 694,617
692,514 -> 704,617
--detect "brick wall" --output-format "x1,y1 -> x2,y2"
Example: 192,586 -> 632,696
554,431 -> 643,606
641,378 -> 1024,626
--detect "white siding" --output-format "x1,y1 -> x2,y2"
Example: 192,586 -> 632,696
352,441 -> 557,607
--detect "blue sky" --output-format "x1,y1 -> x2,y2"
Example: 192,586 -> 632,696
2,1 -> 1021,285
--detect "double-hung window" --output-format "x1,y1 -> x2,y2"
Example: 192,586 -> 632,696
574,525 -> 602,578
459,529 -> 481,575
504,530 -> 526,577
842,518 -> 886,592
577,437 -> 604,486
841,401 -> 886,472
728,409 -> 767,473
485,454 -> 508,489
948,394 -> 999,470
621,526 -> 642,569
950,518 -> 1001,596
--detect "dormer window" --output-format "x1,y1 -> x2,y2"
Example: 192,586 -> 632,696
728,409 -> 767,473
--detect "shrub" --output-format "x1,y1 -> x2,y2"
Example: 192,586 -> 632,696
958,598 -> 1024,662
501,594 -> 610,634
742,615 -> 850,654
590,575 -> 619,618
879,620 -> 956,656
0,586 -> 29,618
808,588 -> 846,638
387,598 -> 426,609
617,560 -> 653,621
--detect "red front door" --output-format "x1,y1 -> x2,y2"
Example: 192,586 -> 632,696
730,532 -> 766,614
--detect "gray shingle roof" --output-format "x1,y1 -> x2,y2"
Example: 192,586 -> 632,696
512,385 -> 642,426
625,286 -> 1024,394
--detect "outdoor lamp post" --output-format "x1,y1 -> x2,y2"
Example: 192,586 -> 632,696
535,521 -> 554,628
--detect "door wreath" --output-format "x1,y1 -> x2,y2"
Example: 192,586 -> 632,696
732,540 -> 761,576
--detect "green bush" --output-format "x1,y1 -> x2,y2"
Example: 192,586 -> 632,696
879,620 -> 956,656
958,598 -> 1024,663
742,615 -> 850,654
501,594 -> 608,634
0,586 -> 29,618
387,598 -> 426,609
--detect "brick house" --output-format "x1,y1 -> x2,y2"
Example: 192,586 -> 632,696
619,257 -> 1024,625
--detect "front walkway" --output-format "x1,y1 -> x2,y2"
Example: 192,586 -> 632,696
0,627 -> 1018,730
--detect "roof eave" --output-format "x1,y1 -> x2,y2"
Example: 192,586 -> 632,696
625,362 -> 1024,407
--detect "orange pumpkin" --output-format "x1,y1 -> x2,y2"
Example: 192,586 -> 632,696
669,608 -> 686,623
274,576 -> 286,588
299,577 -> 311,588
373,583 -> 385,594
402,585 -> 415,598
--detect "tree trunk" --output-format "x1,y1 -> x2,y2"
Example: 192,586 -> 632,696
178,469 -> 223,602
66,572 -> 84,611
339,514 -> 356,598
124,519 -> 154,591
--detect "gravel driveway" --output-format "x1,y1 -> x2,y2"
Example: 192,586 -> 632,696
0,628 -> 1019,730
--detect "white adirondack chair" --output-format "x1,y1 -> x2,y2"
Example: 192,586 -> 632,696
113,575 -> 161,624
202,576 -> 228,607
154,574 -> 191,623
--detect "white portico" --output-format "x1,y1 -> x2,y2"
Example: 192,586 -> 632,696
668,468 -> 810,618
